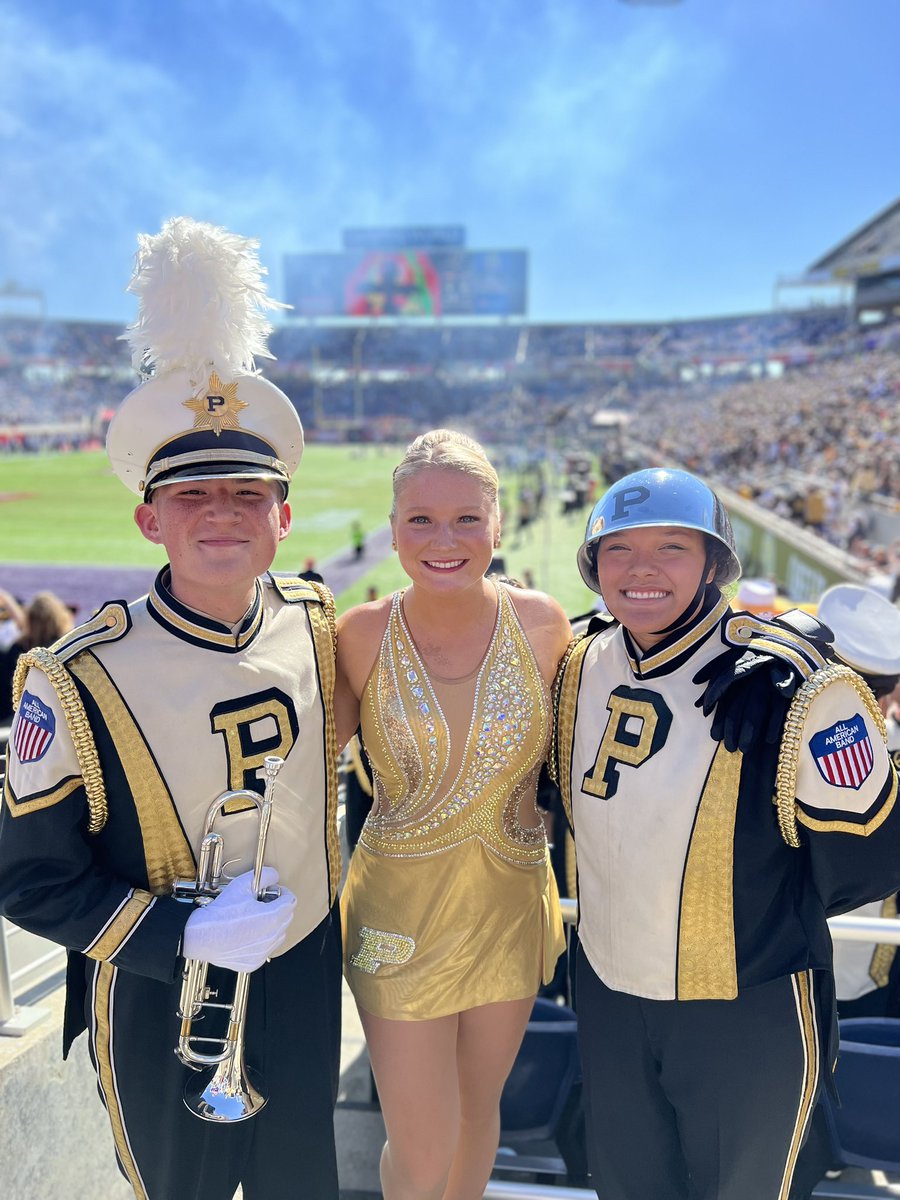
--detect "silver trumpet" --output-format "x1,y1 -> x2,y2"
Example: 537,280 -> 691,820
172,753 -> 285,1122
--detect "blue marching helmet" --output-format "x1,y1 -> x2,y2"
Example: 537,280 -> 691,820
577,467 -> 742,595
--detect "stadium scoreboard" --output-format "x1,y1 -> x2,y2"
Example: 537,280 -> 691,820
284,226 -> 528,318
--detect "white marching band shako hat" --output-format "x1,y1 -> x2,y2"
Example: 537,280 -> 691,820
106,216 -> 302,499
817,583 -> 900,683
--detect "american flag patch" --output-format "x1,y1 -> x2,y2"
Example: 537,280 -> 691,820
810,713 -> 873,790
13,690 -> 56,763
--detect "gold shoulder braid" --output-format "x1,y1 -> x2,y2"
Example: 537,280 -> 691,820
304,585 -> 342,898
548,634 -> 585,786
12,647 -> 108,834
775,664 -> 885,849
307,579 -> 337,651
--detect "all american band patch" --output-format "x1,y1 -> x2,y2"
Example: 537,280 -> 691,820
13,690 -> 56,764
810,713 -> 873,790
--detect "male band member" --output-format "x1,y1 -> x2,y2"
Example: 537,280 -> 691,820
0,218 -> 342,1200
553,467 -> 900,1200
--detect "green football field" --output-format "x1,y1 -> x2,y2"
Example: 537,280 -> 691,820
0,446 -> 598,617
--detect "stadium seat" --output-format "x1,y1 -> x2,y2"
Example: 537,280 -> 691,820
823,1018 -> 900,1172
493,996 -> 588,1185
499,996 -> 580,1140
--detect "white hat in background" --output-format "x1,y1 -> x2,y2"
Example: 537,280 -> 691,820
735,578 -> 777,616
817,583 -> 900,680
106,217 -> 303,499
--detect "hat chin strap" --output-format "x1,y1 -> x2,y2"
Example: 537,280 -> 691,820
649,555 -> 719,637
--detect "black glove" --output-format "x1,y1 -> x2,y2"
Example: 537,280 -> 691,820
693,649 -> 800,753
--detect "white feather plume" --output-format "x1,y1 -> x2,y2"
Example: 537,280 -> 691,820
121,216 -> 288,384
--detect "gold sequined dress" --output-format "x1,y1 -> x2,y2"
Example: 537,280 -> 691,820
341,583 -> 565,1020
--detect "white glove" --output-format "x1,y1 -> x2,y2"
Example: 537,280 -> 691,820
182,867 -> 297,973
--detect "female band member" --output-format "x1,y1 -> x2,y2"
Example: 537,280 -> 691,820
553,466 -> 900,1200
335,429 -> 572,1200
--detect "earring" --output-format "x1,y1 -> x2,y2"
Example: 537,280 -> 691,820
391,541 -> 397,551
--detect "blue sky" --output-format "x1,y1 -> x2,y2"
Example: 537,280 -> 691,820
1,0 -> 898,326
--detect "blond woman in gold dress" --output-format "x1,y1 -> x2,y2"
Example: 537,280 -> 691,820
334,430 -> 571,1200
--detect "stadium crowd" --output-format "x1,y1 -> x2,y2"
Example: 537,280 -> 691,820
2,308 -> 900,583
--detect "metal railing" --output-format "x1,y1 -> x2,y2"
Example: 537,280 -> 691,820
4,894 -> 900,1036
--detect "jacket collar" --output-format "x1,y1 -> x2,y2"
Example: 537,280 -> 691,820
622,592 -> 729,679
146,566 -> 264,652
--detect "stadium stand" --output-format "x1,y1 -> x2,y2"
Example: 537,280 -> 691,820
2,304 -> 899,581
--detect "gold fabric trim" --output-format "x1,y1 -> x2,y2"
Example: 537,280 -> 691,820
779,971 -> 820,1200
776,664 -> 887,848
306,591 -> 341,902
68,656 -> 195,892
870,895 -> 898,988
553,635 -> 593,830
750,639 -> 818,680
796,772 -> 897,837
634,595 -> 729,674
92,963 -> 148,1200
549,635 -> 580,785
564,829 -> 577,901
677,743 -> 742,1000
12,648 -> 108,834
148,581 -> 263,648
86,890 -> 154,962
4,773 -> 81,818
52,603 -> 129,662
269,573 -> 322,604
307,579 -> 337,637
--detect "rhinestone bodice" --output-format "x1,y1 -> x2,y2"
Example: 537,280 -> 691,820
358,584 -> 550,864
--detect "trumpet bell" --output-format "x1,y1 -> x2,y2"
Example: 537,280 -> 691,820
184,1061 -> 268,1122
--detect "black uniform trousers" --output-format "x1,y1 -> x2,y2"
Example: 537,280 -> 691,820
576,945 -> 823,1200
85,906 -> 342,1200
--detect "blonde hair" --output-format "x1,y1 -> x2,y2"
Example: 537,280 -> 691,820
23,591 -> 74,650
391,429 -> 500,518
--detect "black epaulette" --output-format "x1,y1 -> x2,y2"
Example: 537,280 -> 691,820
268,573 -> 326,605
723,607 -> 832,683
569,609 -> 618,639
268,573 -> 336,651
51,601 -> 132,664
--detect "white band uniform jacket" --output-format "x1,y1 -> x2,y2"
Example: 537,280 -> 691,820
554,594 -> 900,1002
0,568 -> 340,1054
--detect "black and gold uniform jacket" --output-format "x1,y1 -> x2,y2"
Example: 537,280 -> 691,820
0,569 -> 340,1053
554,594 -> 900,1002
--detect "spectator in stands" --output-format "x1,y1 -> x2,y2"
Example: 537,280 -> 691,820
334,429 -> 572,1200
553,467 -> 900,1200
298,556 -> 325,584
0,588 -> 26,654
351,519 -> 366,560
0,589 -> 27,724
0,590 -> 73,725
0,218 -> 342,1200
514,482 -> 537,544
